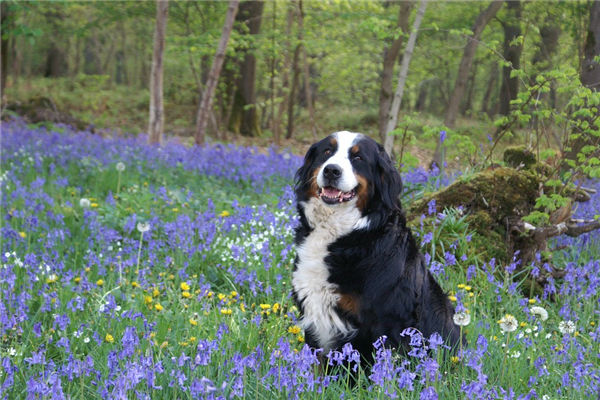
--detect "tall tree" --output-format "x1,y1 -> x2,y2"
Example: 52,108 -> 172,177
498,0 -> 523,117
433,0 -> 504,167
148,0 -> 169,145
229,0 -> 264,137
298,0 -> 318,140
378,1 -> 413,143
1,1 -> 10,97
581,0 -> 600,91
383,0 -> 427,156
195,0 -> 239,145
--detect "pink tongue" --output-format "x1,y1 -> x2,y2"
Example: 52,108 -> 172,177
322,187 -> 341,198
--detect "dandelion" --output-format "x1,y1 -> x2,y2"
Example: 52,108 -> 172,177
180,282 -> 190,291
288,325 -> 301,335
105,334 -> 114,343
530,306 -> 549,321
137,222 -> 150,233
558,320 -> 576,335
220,308 -> 232,315
116,162 -> 125,194
96,279 -> 104,286
19,231 -> 26,238
498,314 -> 518,333
144,295 -> 153,305
154,303 -> 163,311
136,222 -> 150,271
189,319 -> 198,326
91,203 -> 99,208
453,311 -> 471,326
182,291 -> 191,298
152,288 -> 160,297
219,210 -> 230,217
79,198 -> 91,208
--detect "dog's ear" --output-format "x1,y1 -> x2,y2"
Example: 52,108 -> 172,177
294,143 -> 318,200
375,144 -> 403,210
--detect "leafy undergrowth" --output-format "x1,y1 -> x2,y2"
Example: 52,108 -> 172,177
1,118 -> 599,399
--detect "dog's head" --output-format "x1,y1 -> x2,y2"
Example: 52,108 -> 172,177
295,131 -> 402,218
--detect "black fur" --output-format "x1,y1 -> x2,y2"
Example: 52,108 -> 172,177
292,133 -> 462,364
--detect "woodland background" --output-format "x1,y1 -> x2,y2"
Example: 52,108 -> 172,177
2,0 -> 598,169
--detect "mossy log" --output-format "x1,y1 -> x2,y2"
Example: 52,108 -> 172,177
3,96 -> 88,130
406,159 -> 599,285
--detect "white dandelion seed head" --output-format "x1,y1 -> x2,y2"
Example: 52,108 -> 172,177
116,162 -> 126,172
530,306 -> 549,321
498,314 -> 518,333
453,311 -> 471,327
558,320 -> 576,335
137,222 -> 150,233
79,198 -> 91,208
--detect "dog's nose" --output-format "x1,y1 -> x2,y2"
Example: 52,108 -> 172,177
323,164 -> 342,181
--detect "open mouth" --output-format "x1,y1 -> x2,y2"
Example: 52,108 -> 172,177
318,186 -> 357,204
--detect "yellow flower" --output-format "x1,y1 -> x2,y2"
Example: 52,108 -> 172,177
230,291 -> 238,298
154,303 -> 163,311
182,291 -> 191,298
172,208 -> 179,213
259,303 -> 271,310
131,281 -> 139,288
240,303 -> 246,312
85,267 -> 91,273
189,336 -> 197,342
217,293 -> 226,301
448,295 -> 457,302
144,295 -> 153,305
91,203 -> 99,208
189,318 -> 198,326
297,335 -> 305,343
273,303 -> 281,313
105,334 -> 114,343
219,210 -> 230,217
220,308 -> 232,315
464,285 -> 472,291
206,291 -> 214,298
74,277 -> 81,283
19,232 -> 26,238
96,279 -> 104,286
528,298 -> 536,304
457,284 -> 466,289
152,288 -> 160,297
288,325 -> 301,335
180,282 -> 190,291
451,356 -> 460,364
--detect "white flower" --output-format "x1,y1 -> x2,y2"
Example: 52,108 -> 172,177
558,320 -> 576,335
453,311 -> 471,327
498,314 -> 518,333
116,162 -> 126,172
79,198 -> 91,208
510,350 -> 521,358
83,337 -> 90,343
137,222 -> 150,233
530,306 -> 549,321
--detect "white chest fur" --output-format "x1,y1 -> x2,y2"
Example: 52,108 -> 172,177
292,197 -> 369,351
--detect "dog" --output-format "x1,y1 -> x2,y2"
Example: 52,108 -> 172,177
292,131 -> 461,364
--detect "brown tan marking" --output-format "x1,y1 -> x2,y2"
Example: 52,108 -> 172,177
330,137 -> 338,147
355,174 -> 369,211
336,292 -> 361,317
350,145 -> 359,155
308,166 -> 322,198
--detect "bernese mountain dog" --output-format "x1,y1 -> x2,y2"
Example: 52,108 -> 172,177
292,131 -> 461,364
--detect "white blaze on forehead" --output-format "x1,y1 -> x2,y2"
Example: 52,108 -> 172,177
317,131 -> 361,192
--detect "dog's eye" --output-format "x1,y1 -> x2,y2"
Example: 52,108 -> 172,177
352,155 -> 362,161
324,149 -> 332,156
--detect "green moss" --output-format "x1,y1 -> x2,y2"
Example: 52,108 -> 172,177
503,146 -> 537,169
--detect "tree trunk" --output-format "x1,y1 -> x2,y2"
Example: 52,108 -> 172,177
229,0 -> 264,137
498,0 -> 522,117
581,0 -> 600,91
1,1 -> 10,97
461,59 -> 479,116
565,0 -> 600,160
378,1 -> 413,143
195,0 -> 240,145
383,0 -> 427,156
433,0 -> 504,167
273,3 -> 295,144
148,0 -> 169,145
481,61 -> 499,117
298,0 -> 318,140
286,43 -> 301,139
